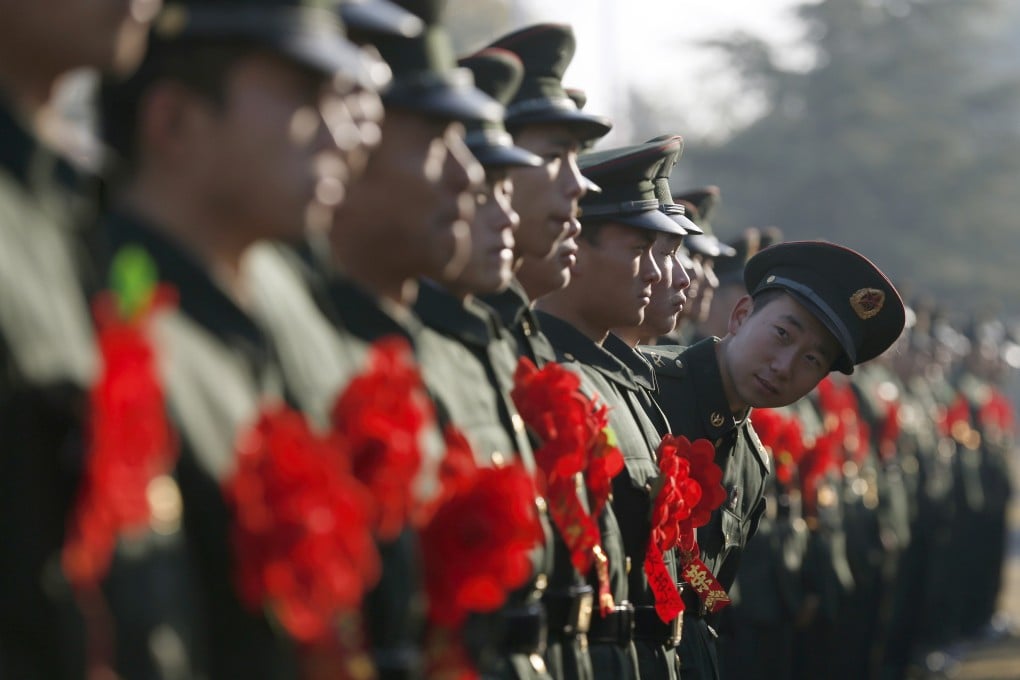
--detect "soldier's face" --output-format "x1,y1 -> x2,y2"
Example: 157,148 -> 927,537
720,293 -> 840,411
0,0 -> 159,78
338,109 -> 481,281
508,123 -> 586,261
573,223 -> 660,332
451,170 -> 518,294
637,234 -> 690,338
199,52 -> 347,243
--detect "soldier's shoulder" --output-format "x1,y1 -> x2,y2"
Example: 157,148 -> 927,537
638,343 -> 690,379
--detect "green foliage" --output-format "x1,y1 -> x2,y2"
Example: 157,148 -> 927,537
658,0 -> 1020,315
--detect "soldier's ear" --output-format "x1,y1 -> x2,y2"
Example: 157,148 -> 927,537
727,294 -> 754,335
138,81 -> 217,161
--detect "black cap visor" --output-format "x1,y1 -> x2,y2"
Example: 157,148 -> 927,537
505,99 -> 612,142
341,0 -> 424,38
685,233 -> 736,258
384,68 -> 503,123
276,30 -> 392,90
585,206 -> 687,236
466,130 -> 543,168
661,206 -> 702,235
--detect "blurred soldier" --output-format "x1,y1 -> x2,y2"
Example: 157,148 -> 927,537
311,0 -> 510,675
642,241 -> 906,680
536,138 -> 693,680
409,47 -> 555,680
953,316 -> 1016,636
0,1 -> 159,677
97,0 -> 391,676
476,24 -> 613,680
670,186 -> 735,344
695,227 -> 768,342
611,135 -> 695,350
479,23 -> 611,366
849,348 -> 913,680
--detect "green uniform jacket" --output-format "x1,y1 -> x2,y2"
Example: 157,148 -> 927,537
413,282 -> 555,680
640,339 -> 769,680
537,312 -> 677,680
0,99 -> 98,679
105,212 -> 296,679
480,279 -> 557,368
474,284 -> 595,680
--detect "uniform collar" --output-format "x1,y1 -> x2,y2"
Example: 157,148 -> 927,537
534,310 -> 640,391
683,337 -> 743,439
0,97 -> 80,194
323,274 -> 421,345
479,276 -> 531,331
414,281 -> 498,348
604,333 -> 658,392
104,210 -> 273,367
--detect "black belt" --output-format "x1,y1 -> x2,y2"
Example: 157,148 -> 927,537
587,602 -> 635,646
374,645 -> 422,680
500,601 -> 548,656
543,585 -> 594,640
633,606 -> 683,648
681,582 -> 706,618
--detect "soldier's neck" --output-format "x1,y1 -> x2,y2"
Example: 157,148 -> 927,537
536,293 -> 608,345
116,187 -> 256,305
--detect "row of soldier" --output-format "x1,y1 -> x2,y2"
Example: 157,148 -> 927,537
680,227 -> 1018,680
0,1 -> 1004,680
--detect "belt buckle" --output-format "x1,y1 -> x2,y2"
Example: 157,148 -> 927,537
668,584 -> 685,648
667,611 -> 684,648
616,602 -> 635,646
571,590 -> 594,635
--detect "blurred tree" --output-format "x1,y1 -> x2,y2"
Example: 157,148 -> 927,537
666,0 -> 1020,314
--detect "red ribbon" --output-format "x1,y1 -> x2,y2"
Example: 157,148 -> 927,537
679,544 -> 731,614
644,539 -> 685,623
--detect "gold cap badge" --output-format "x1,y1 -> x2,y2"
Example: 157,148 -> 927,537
850,287 -> 885,320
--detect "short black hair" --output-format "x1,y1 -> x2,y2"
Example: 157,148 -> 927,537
748,287 -> 786,317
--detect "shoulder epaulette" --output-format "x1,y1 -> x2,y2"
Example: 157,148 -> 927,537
638,344 -> 689,379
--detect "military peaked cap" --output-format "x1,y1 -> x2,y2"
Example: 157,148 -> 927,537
745,240 -> 906,374
645,134 -> 702,235
674,186 -> 736,258
457,49 -> 542,168
486,24 -> 611,142
371,0 -> 501,122
152,0 -> 390,89
577,137 -> 691,235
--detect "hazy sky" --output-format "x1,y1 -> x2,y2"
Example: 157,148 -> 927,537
513,0 -> 814,143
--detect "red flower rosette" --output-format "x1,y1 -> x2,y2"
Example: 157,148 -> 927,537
798,429 -> 839,517
225,406 -> 381,647
585,402 -> 625,519
511,356 -> 590,480
331,336 -> 434,541
751,409 -> 805,486
671,436 -> 731,615
421,433 -> 544,629
510,357 -> 624,600
62,284 -> 178,588
645,435 -> 706,622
